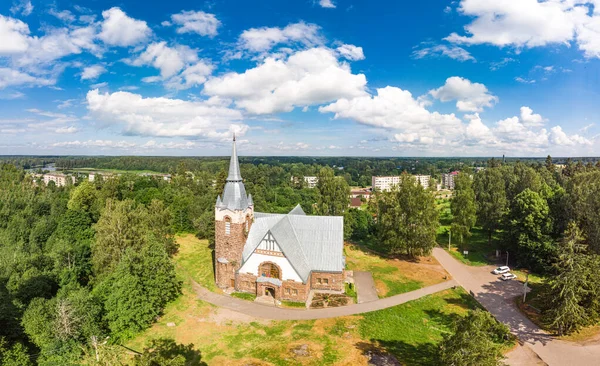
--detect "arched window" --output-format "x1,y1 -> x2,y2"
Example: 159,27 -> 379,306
245,215 -> 250,231
224,216 -> 231,235
259,262 -> 280,279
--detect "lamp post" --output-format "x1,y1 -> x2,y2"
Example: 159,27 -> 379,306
448,228 -> 451,251
506,251 -> 509,267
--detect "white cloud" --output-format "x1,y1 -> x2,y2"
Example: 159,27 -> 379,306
86,89 -> 246,139
56,99 -> 77,109
0,91 -> 25,99
98,7 -> 151,47
489,58 -> 516,70
412,44 -> 475,62
130,42 -> 214,89
51,140 -> 137,149
55,126 -> 79,134
204,47 -> 367,114
0,68 -> 53,89
515,77 -> 536,84
10,0 -> 33,16
319,0 -> 336,9
447,0 -> 600,59
168,10 -> 220,37
320,86 -> 463,145
549,126 -> 592,146
81,65 -> 106,81
429,76 -> 498,112
336,44 -> 365,61
0,15 -> 31,54
520,106 -> 545,127
49,8 -> 75,22
464,113 -> 496,143
238,22 -> 323,53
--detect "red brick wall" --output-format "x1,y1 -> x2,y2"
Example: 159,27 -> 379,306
215,219 -> 247,288
310,271 -> 345,291
280,280 -> 309,302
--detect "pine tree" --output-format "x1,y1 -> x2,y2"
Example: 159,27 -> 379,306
451,172 -> 477,246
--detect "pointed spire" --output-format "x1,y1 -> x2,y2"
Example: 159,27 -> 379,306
247,193 -> 253,206
227,134 -> 242,182
216,195 -> 222,207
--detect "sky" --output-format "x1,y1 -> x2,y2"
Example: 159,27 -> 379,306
0,0 -> 599,157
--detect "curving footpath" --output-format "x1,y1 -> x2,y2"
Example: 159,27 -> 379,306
192,279 -> 458,320
432,247 -> 600,366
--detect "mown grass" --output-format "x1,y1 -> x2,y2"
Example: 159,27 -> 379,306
126,235 -> 488,365
281,300 -> 306,308
231,292 -> 256,301
436,198 -> 496,267
359,288 -> 484,365
175,234 -> 218,292
345,243 -> 448,298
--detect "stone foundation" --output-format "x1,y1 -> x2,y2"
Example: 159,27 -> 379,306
310,271 -> 345,292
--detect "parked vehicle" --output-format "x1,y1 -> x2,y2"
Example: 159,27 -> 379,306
501,273 -> 517,281
492,266 -> 510,274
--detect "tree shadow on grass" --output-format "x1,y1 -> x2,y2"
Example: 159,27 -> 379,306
355,340 -> 439,366
135,338 -> 207,366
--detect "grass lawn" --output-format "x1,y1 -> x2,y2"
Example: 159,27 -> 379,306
232,292 -> 257,301
436,198 -> 498,267
345,243 -> 449,298
125,235 -> 493,365
175,234 -> 218,292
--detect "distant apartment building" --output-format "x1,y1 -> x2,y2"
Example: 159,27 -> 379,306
442,171 -> 460,190
43,173 -> 75,187
371,175 -> 431,191
350,188 -> 372,200
291,176 -> 319,188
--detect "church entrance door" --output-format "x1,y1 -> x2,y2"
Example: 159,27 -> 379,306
265,287 -> 275,298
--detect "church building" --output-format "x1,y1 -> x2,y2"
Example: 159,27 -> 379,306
214,137 -> 346,303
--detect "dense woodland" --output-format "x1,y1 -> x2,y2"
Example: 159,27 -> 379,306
0,155 -> 599,364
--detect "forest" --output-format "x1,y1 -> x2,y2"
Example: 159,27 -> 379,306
0,155 -> 599,364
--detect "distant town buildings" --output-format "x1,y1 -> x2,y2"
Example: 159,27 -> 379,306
350,188 -> 372,200
42,173 -> 75,187
442,171 -> 460,190
371,175 -> 431,191
291,176 -> 319,188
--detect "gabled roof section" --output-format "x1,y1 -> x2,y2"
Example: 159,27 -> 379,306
242,209 -> 344,282
288,204 -> 306,216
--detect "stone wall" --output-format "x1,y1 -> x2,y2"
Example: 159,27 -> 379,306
236,272 -> 257,293
310,271 -> 345,292
214,219 -> 247,289
280,280 -> 309,302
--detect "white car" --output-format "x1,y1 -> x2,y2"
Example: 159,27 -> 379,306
501,273 -> 517,281
492,266 -> 511,275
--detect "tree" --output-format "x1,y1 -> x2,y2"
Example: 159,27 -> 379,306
0,338 -> 32,366
542,223 -> 595,335
438,309 -> 511,366
315,167 -> 350,216
134,338 -> 205,366
375,173 -> 439,257
67,181 -> 99,218
473,167 -> 507,246
545,155 -> 554,173
451,172 -> 476,246
566,171 -> 600,253
97,238 -> 181,341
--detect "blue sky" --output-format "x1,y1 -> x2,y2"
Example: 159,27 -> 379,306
0,0 -> 599,157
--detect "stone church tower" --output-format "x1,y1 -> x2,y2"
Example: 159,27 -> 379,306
214,136 -> 254,289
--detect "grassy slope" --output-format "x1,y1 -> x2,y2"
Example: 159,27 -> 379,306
126,235 -> 487,365
345,243 -> 449,298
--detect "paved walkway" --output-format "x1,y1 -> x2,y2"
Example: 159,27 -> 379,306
354,271 -> 379,303
192,279 -> 458,320
432,247 -> 600,366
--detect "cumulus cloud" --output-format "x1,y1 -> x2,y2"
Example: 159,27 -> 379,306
167,10 -> 220,37
81,65 -> 106,81
55,126 -> 79,134
238,22 -> 323,53
429,76 -> 498,112
319,0 -> 336,9
204,47 -> 367,114
412,43 -> 475,62
98,7 -> 151,47
129,42 -> 214,89
0,15 -> 31,54
320,86 -> 463,144
520,106 -> 545,127
336,44 -> 365,60
86,89 -> 247,139
447,0 -> 600,59
51,140 -> 137,149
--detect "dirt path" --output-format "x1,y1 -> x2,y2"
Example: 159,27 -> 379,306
432,247 -> 600,366
192,278 -> 457,320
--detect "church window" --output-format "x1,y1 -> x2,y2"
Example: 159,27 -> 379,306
324,278 -> 329,285
285,288 -> 290,295
259,262 -> 280,279
225,217 -> 231,235
292,289 -> 298,295
317,278 -> 322,284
